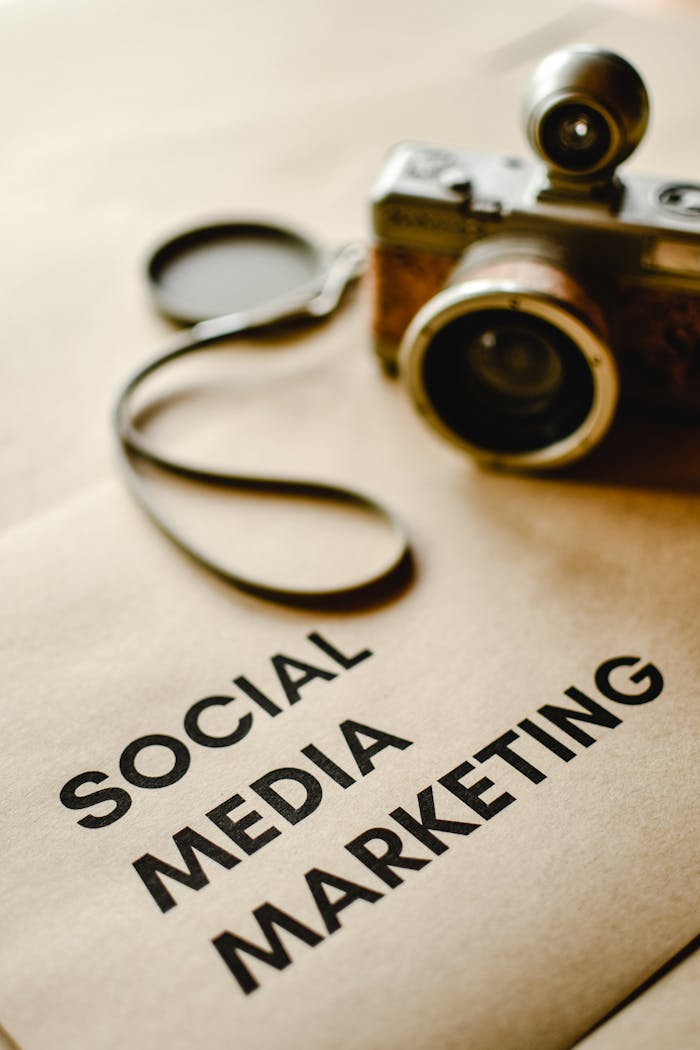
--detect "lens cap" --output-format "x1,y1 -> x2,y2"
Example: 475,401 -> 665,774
147,219 -> 330,324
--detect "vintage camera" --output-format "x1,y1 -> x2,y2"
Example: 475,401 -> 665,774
371,46 -> 700,469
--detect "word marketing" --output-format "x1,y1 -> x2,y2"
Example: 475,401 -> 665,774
208,651 -> 663,994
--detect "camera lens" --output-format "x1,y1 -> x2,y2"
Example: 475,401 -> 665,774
539,103 -> 612,173
420,309 -> 594,454
399,257 -> 619,469
464,324 -> 564,409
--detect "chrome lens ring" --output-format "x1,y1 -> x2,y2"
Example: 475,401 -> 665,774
399,280 -> 619,470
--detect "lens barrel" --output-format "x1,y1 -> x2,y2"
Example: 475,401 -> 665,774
399,252 -> 618,470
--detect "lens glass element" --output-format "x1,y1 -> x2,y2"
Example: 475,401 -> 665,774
421,309 -> 595,454
465,325 -> 564,409
540,102 -> 612,172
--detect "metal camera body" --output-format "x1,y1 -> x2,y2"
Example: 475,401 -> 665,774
371,46 -> 700,469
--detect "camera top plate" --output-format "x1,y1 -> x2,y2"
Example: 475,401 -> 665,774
146,219 -> 331,325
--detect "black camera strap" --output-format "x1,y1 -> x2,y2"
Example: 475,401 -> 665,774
113,243 -> 412,607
